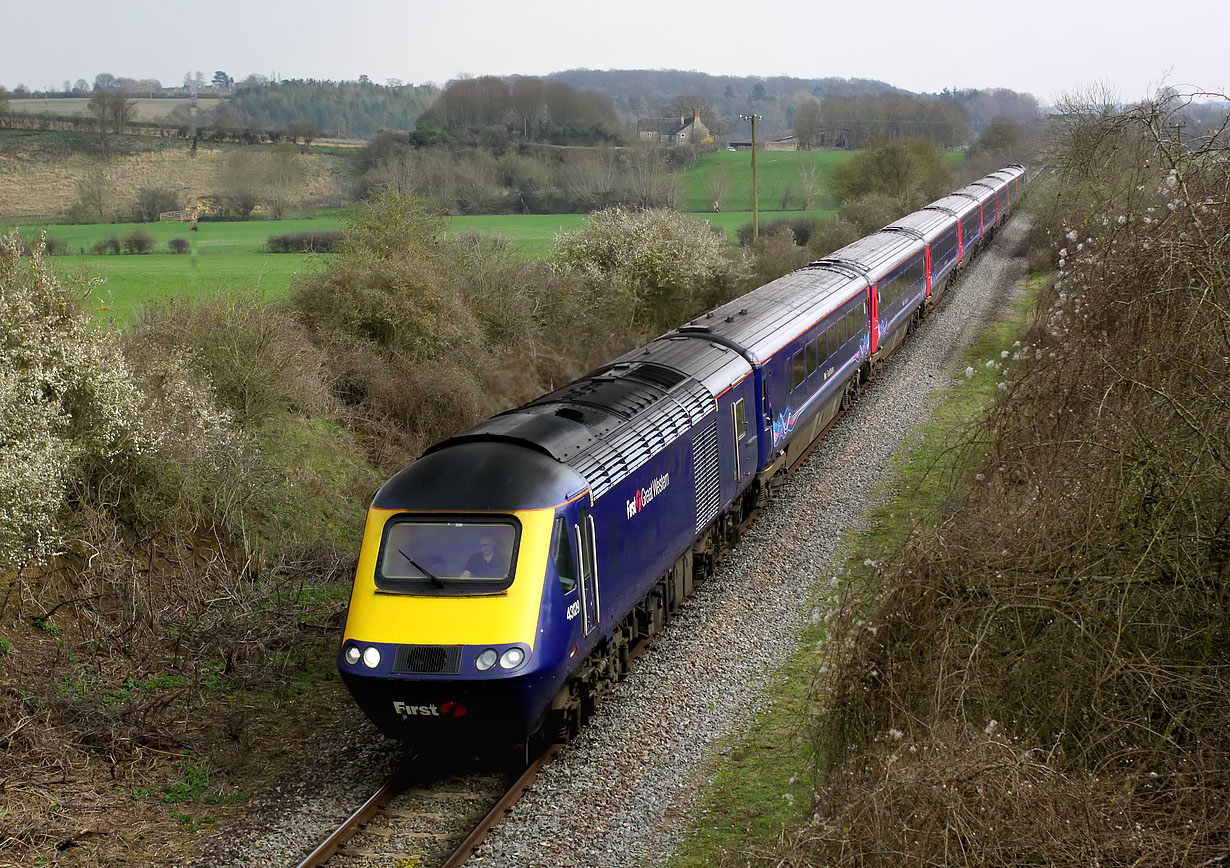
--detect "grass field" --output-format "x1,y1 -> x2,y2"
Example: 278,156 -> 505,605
681,150 -> 856,213
7,216 -> 350,256
69,252 -> 322,322
9,97 -> 225,121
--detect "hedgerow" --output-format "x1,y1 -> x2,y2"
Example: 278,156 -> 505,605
802,93 -> 1230,866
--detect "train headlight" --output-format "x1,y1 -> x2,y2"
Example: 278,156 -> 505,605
344,645 -> 361,666
499,647 -> 526,670
475,648 -> 498,671
362,646 -> 381,669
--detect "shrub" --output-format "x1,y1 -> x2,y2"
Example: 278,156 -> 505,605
266,230 -> 342,253
120,230 -> 154,254
736,216 -> 816,247
745,225 -> 814,285
552,206 -> 744,332
0,233 -> 143,569
168,237 -> 191,254
37,235 -> 67,255
804,97 -> 1230,865
830,137 -> 954,210
132,291 -> 330,427
136,186 -> 181,223
91,236 -> 121,255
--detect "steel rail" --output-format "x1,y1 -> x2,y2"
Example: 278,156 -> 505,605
292,763 -> 413,868
439,744 -> 562,868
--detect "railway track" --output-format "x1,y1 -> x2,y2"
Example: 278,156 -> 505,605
288,374 -> 867,868
291,746 -> 560,868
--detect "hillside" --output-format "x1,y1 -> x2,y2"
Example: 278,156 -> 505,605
0,130 -> 354,221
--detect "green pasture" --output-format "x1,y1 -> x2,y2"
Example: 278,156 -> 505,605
16,206 -> 843,323
8,216 -> 348,256
681,150 -> 855,213
447,213 -> 589,257
67,253 -> 321,322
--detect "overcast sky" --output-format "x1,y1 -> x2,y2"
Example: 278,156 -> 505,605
2,0 -> 1223,104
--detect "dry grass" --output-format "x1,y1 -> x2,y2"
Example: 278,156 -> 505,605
0,145 -> 346,221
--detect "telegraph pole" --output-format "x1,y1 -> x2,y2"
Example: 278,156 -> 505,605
739,113 -> 762,243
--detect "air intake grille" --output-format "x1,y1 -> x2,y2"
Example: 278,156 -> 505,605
393,645 -> 461,675
693,419 -> 721,533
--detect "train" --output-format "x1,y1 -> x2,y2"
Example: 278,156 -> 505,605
337,164 -> 1026,745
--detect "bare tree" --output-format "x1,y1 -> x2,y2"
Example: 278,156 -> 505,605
266,144 -> 303,219
619,147 -> 681,209
74,171 -> 111,222
698,164 -> 727,212
86,90 -> 135,151
797,161 -> 822,209
219,151 -> 266,219
794,97 -> 823,149
558,149 -> 619,210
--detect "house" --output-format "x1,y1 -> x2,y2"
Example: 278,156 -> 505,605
637,110 -> 711,145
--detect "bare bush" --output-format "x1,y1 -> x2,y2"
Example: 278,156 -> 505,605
120,229 -> 154,254
130,291 -> 331,426
802,92 -> 1230,866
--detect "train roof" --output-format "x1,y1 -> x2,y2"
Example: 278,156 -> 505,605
970,175 -> 1008,196
374,441 -> 588,512
883,208 -> 956,243
925,193 -> 982,219
670,265 -> 866,364
814,229 -> 922,285
405,352 -> 740,503
952,182 -> 997,204
609,333 -> 753,398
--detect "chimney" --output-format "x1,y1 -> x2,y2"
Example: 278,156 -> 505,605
680,110 -> 685,125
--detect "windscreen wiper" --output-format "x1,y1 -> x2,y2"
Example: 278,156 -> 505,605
399,548 -> 445,588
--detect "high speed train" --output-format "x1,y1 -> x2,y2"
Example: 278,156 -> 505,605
337,164 -> 1026,744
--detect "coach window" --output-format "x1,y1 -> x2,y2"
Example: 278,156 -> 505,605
792,351 -> 807,390
806,339 -> 817,376
552,517 -> 577,594
826,325 -> 836,358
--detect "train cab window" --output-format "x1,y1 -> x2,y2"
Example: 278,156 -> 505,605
377,518 -> 519,594
552,517 -> 577,594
